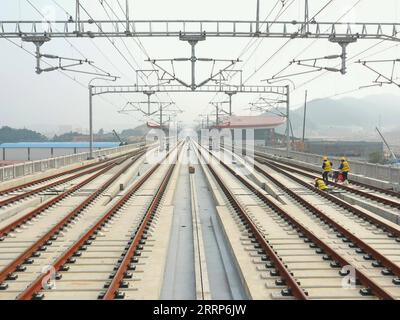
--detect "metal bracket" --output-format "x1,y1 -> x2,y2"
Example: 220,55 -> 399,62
22,36 -> 51,74
328,36 -> 358,74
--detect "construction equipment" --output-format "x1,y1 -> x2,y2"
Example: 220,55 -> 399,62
112,130 -> 128,146
375,127 -> 399,164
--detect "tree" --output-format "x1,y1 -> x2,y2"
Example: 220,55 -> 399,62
0,126 -> 48,144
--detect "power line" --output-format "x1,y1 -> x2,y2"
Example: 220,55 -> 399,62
50,0 -> 131,81
293,0 -> 364,60
207,0 -> 296,110
98,0 -> 174,104
243,0 -> 335,85
78,3 -> 140,79
26,0 -> 99,74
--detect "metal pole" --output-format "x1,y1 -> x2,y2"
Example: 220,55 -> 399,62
160,104 -> 163,128
228,94 -> 232,116
286,85 -> 290,157
126,0 -> 130,32
147,94 -> 151,115
190,41 -> 197,91
75,0 -> 80,33
302,90 -> 308,142
89,85 -> 94,159
34,42 -> 41,74
256,0 -> 260,34
304,0 -> 309,34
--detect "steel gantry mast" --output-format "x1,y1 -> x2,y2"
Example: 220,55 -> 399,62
2,20 -> 400,41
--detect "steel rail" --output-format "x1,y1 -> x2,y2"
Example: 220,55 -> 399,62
0,162 -> 115,239
255,157 -> 400,239
0,162 -> 112,208
102,161 -> 177,299
195,143 -> 308,299
255,151 -> 400,199
255,156 -> 400,210
253,160 -> 400,290
0,150 -> 143,239
0,152 -> 145,286
17,144 -> 180,300
102,143 -> 183,299
0,149 -> 143,208
0,147 -> 145,197
204,146 -> 395,299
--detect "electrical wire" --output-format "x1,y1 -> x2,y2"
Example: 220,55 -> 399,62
26,0 -> 100,75
1,35 -> 121,110
243,0 -> 335,84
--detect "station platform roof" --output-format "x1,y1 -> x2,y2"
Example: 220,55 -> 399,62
215,115 -> 286,129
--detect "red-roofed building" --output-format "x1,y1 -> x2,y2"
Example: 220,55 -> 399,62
212,115 -> 286,146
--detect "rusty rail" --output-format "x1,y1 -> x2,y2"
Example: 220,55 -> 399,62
17,144 -> 180,300
256,158 -> 400,239
252,161 -> 400,297
195,143 -> 308,299
0,147 -> 145,208
202,144 -> 395,299
255,155 -> 400,210
0,152 -> 144,286
0,147 -> 145,197
255,151 -> 400,199
102,162 -> 176,299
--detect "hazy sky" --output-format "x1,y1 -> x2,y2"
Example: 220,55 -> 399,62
1,0 -> 400,134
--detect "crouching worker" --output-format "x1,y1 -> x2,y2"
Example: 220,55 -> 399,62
315,178 -> 329,191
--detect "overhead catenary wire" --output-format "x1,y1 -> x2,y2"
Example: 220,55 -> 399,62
206,0 -> 296,111
50,0 -> 130,81
1,35 -> 121,110
292,0 -> 364,60
97,0 -> 174,105
25,0 -> 103,75
243,0 -> 335,85
242,0 -> 368,112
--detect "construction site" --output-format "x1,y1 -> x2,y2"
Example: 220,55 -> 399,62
1,0 -> 400,310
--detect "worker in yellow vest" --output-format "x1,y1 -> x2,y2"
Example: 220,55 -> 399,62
322,156 -> 333,185
315,178 -> 328,191
339,157 -> 350,184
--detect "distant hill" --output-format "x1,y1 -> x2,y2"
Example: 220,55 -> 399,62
273,94 -> 400,142
52,131 -> 119,143
120,124 -> 150,138
0,126 -> 48,144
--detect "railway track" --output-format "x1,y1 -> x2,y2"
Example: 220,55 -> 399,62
0,150 -> 147,296
255,151 -> 400,203
254,155 -> 400,213
0,143 -> 182,300
0,147 -> 146,208
195,143 -> 400,299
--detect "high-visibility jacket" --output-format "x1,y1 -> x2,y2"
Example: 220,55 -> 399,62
339,160 -> 350,172
315,179 -> 328,190
322,160 -> 332,172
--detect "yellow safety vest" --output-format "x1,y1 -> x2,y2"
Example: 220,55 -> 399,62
341,161 -> 350,172
316,179 -> 328,190
323,160 -> 332,172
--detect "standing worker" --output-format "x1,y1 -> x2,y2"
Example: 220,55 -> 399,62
322,156 -> 332,185
339,157 -> 350,184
